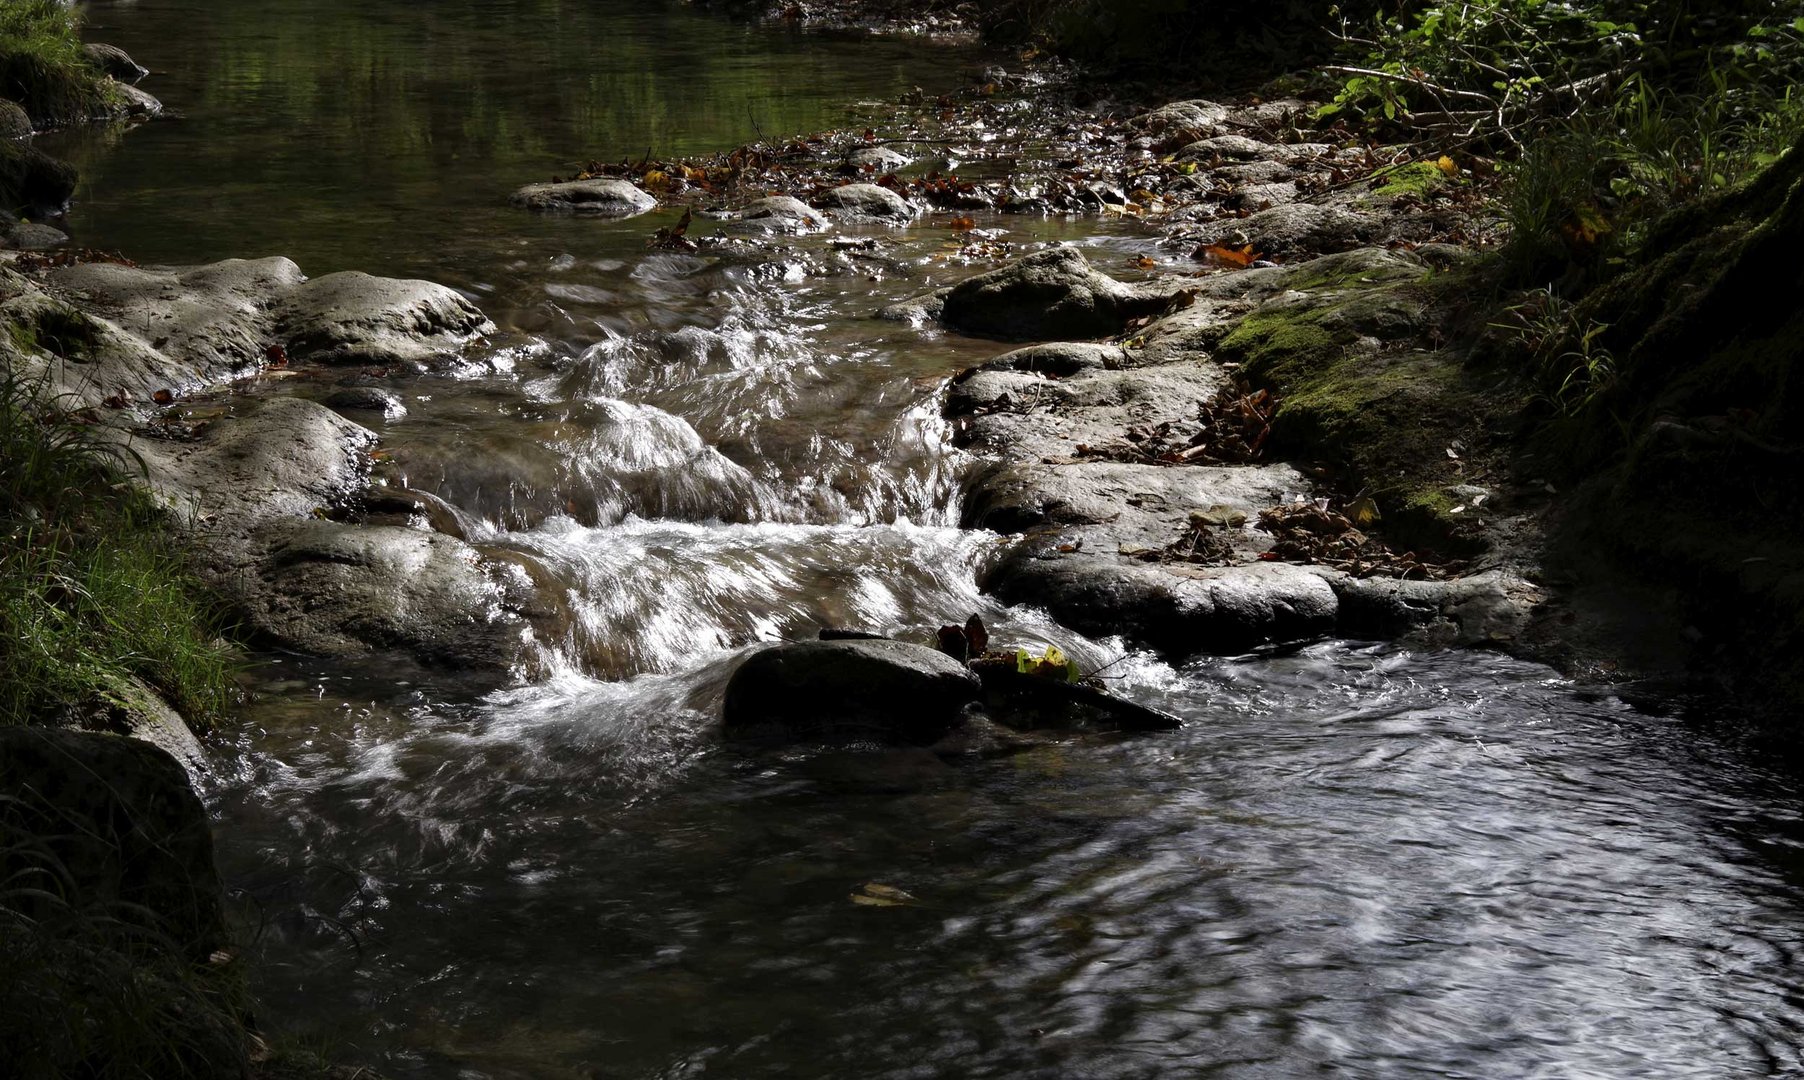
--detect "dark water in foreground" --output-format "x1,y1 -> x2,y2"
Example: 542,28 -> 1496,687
46,1 -> 1804,1076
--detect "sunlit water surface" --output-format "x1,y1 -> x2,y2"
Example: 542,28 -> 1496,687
45,1 -> 1804,1076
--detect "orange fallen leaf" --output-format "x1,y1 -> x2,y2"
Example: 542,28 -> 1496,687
1200,243 -> 1258,268
948,216 -> 977,232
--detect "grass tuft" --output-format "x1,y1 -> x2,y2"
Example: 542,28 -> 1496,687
0,365 -> 235,730
0,0 -> 109,126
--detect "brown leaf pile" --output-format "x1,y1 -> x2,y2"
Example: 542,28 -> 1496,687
1079,384 -> 1275,466
1256,501 -> 1457,579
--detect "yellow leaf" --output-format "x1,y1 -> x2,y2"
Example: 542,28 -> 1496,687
642,170 -> 671,191
1435,155 -> 1459,177
1347,496 -> 1382,527
1042,645 -> 1066,668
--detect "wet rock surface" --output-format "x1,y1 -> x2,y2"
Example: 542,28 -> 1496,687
84,42 -> 150,82
897,247 -> 1190,341
731,195 -> 830,233
4,257 -> 493,406
723,639 -> 982,743
510,177 -> 658,216
814,181 -> 916,222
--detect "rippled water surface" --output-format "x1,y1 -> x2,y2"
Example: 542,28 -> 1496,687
50,1 -> 1804,1076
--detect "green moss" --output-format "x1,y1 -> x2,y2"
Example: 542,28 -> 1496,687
1372,160 -> 1446,198
1216,270 -> 1514,556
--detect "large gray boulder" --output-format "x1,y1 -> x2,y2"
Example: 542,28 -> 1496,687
17,257 -> 492,406
509,177 -> 657,217
275,270 -> 491,366
937,247 -> 1181,341
723,639 -> 982,744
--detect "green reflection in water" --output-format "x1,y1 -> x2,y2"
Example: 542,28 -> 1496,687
43,0 -> 984,279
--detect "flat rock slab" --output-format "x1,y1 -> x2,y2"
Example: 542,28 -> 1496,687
12,257 -> 492,406
274,270 -> 491,365
510,178 -> 657,217
989,552 -> 1340,657
125,396 -> 532,671
723,638 -> 982,744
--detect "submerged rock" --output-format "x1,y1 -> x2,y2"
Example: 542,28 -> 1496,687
509,178 -> 658,217
723,639 -> 982,744
1,221 -> 68,249
0,140 -> 78,213
814,182 -> 916,223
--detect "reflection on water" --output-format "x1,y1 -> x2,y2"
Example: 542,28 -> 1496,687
50,1 -> 1804,1076
46,0 -> 983,279
217,645 -> 1804,1078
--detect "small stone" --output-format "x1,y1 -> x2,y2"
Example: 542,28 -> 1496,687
1190,504 -> 1247,529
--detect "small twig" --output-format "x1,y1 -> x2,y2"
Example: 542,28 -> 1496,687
1324,65 -> 1500,106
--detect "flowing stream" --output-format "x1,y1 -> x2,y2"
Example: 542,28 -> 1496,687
42,1 -> 1804,1076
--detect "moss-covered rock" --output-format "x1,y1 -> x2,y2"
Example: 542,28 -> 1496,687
1539,133 -> 1804,716
1213,251 -> 1517,555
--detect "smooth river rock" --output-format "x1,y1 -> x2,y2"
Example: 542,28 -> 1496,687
84,42 -> 150,82
509,177 -> 658,217
731,195 -> 829,234
722,639 -> 983,744
929,247 -> 1186,341
9,257 -> 494,406
814,182 -> 916,223
0,98 -> 31,139
274,270 -> 491,365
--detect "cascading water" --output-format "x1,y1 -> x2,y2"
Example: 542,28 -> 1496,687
40,1 -> 1804,1075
